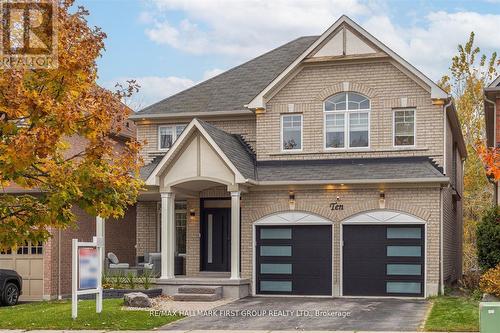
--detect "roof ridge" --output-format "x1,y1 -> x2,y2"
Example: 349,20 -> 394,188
136,36 -> 319,114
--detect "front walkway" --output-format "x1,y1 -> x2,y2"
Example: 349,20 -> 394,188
161,297 -> 431,331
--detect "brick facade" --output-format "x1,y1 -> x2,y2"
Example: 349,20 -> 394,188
258,61 -> 444,166
42,206 -> 137,299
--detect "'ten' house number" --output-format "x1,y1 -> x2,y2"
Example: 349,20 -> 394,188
330,201 -> 344,211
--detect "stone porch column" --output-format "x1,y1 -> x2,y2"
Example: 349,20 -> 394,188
230,191 -> 241,279
160,191 -> 175,279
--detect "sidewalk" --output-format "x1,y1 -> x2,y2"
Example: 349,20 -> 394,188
0,329 -> 477,333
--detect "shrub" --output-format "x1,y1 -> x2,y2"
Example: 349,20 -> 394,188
459,269 -> 482,295
480,264 -> 500,297
477,206 -> 500,270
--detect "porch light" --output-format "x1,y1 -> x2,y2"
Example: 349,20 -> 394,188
379,191 -> 386,209
189,209 -> 196,217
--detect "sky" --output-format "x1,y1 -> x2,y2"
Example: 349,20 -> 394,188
77,0 -> 500,110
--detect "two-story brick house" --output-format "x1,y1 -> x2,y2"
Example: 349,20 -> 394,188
131,15 -> 465,298
484,75 -> 500,204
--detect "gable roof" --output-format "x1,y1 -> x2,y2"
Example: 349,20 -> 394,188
131,36 -> 317,118
247,15 -> 448,109
144,118 -> 256,185
197,120 -> 256,180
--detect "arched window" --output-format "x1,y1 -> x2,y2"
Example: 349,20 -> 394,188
324,92 -> 370,149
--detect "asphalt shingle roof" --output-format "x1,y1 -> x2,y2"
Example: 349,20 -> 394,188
255,157 -> 444,182
136,36 -> 318,115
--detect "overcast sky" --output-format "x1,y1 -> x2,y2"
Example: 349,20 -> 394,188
78,0 -> 500,110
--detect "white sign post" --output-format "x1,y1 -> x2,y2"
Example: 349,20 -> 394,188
72,236 -> 103,319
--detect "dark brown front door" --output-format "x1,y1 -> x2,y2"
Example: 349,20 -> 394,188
201,208 -> 231,271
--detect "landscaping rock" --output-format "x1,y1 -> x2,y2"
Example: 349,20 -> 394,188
482,293 -> 500,302
124,292 -> 152,308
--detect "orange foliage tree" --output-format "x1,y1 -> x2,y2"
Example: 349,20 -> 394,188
0,1 -> 143,248
478,145 -> 500,182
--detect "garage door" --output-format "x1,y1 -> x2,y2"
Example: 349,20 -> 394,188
343,225 -> 424,297
256,225 -> 332,296
0,242 -> 44,300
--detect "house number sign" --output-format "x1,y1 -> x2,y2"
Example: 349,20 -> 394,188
330,201 -> 344,211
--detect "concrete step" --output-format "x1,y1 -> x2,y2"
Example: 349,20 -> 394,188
178,285 -> 222,295
172,292 -> 222,301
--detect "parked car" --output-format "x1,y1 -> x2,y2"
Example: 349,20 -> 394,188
0,269 -> 22,306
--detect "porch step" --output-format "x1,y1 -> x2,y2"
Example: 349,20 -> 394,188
172,292 -> 222,301
173,285 -> 223,301
178,285 -> 222,295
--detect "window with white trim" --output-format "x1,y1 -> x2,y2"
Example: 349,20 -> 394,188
394,109 -> 415,146
281,114 -> 302,151
158,124 -> 186,150
324,92 -> 370,149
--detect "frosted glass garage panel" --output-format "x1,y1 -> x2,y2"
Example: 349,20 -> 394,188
260,263 -> 292,274
260,246 -> 292,256
260,228 -> 292,239
386,282 -> 421,294
387,264 -> 421,276
387,246 -> 421,257
387,228 -> 421,239
260,280 -> 292,292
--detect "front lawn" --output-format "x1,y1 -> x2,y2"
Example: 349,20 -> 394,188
425,296 -> 479,332
0,298 -> 182,330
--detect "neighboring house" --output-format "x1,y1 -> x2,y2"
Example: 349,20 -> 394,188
130,15 -> 466,298
0,107 -> 137,301
484,75 -> 500,204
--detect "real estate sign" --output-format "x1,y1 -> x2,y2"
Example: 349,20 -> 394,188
72,236 -> 103,319
78,247 -> 99,290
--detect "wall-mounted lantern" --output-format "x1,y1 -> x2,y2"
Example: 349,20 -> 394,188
289,191 -> 296,210
379,191 -> 386,209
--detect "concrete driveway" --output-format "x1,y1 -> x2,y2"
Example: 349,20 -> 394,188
161,297 -> 430,331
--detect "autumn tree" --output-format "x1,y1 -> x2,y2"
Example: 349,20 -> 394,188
0,1 -> 143,248
439,32 -> 498,272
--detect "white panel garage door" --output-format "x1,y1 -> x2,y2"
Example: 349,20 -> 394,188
0,243 -> 44,300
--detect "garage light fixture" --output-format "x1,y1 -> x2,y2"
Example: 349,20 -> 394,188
289,191 -> 296,210
379,191 -> 385,209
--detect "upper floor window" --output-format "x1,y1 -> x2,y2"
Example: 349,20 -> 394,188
324,92 -> 370,149
159,124 -> 186,150
393,109 -> 415,146
281,114 -> 302,151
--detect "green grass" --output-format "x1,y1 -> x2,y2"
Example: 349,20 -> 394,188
0,299 -> 182,330
425,296 -> 479,332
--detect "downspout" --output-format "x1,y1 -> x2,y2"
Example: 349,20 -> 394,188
57,229 -> 61,300
440,186 -> 444,295
441,98 -> 453,295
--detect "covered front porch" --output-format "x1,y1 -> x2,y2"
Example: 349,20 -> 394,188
137,119 -> 256,298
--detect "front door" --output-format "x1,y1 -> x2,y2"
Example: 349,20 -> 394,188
201,208 -> 231,271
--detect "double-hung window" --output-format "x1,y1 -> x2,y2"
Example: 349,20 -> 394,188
158,124 -> 186,150
281,114 -> 302,151
324,92 -> 370,149
394,109 -> 415,146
